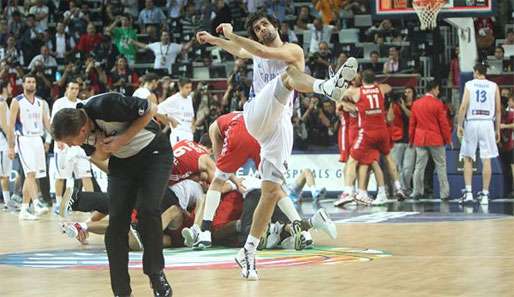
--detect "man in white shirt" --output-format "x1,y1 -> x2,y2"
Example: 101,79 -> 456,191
133,72 -> 160,104
130,30 -> 193,74
50,80 -> 94,215
158,78 -> 195,146
307,18 -> 335,54
28,46 -> 57,70
457,63 -> 501,205
29,0 -> 49,33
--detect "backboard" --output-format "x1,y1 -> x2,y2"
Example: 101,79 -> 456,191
372,0 -> 496,19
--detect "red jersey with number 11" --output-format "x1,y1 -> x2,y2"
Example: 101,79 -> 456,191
356,84 -> 387,131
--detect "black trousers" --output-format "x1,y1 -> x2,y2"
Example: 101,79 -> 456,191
104,134 -> 173,296
71,190 -> 110,215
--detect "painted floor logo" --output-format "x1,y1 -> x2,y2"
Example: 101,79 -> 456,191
0,246 -> 391,270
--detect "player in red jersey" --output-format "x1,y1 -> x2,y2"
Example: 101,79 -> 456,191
169,139 -> 214,185
337,70 -> 406,205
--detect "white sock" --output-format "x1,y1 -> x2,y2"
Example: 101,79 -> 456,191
394,180 -> 401,191
203,190 -> 221,221
312,79 -> 325,94
79,222 -> 88,231
22,203 -> 29,211
465,185 -> 472,192
358,189 -> 367,196
277,197 -> 302,222
3,191 -> 10,204
378,186 -> 386,194
244,235 -> 260,253
343,186 -> 354,195
482,190 -> 489,195
56,196 -> 62,205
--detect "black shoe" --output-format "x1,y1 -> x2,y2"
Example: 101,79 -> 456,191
150,271 -> 172,297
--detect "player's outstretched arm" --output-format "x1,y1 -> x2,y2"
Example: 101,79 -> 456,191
216,23 -> 303,64
457,87 -> 470,139
196,31 -> 252,59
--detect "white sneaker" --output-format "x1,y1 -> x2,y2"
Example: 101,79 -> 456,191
310,208 -> 337,239
319,57 -> 358,101
291,220 -> 306,251
34,201 -> 49,216
460,190 -> 474,204
235,248 -> 258,281
258,222 -> 283,250
181,224 -> 200,248
372,191 -> 388,206
192,229 -> 211,250
62,222 -> 89,244
302,231 -> 313,249
354,192 -> 373,206
19,208 -> 38,221
333,192 -> 354,207
477,192 -> 489,205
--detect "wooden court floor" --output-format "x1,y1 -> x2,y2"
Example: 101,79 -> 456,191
0,210 -> 513,297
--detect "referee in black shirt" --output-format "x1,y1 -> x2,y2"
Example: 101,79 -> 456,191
51,92 -> 174,297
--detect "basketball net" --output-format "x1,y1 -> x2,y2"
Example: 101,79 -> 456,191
413,0 -> 446,30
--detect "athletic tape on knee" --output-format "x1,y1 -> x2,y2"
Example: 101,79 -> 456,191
203,190 -> 221,221
277,197 -> 301,222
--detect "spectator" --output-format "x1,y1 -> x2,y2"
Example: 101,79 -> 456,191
28,46 -> 57,70
51,22 -> 76,64
295,6 -> 314,31
76,23 -> 103,54
307,18 -> 335,53
167,0 -> 186,20
314,0 -> 343,25
29,60 -> 52,100
362,50 -> 383,74
133,72 -> 160,104
280,22 -> 298,43
0,35 -> 24,67
383,46 -> 406,74
334,51 -> 348,71
4,0 -> 27,19
130,30 -> 193,75
474,17 -> 495,53
448,47 -> 460,102
108,55 -> 138,95
499,95 -> 514,197
389,87 -> 417,194
106,15 -> 137,66
210,0 -> 233,34
409,81 -> 451,200
29,0 -> 49,33
307,41 -> 334,79
91,36 -> 121,72
266,0 -> 289,22
156,76 -> 174,103
0,56 -> 24,96
8,11 -> 25,38
137,0 -> 167,33
63,1 -> 90,40
504,29 -> 514,45
0,20 -> 8,46
122,0 -> 139,18
493,46 -> 512,72
20,14 -> 40,63
56,61 -> 82,90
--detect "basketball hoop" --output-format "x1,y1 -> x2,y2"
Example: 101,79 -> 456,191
412,0 -> 446,31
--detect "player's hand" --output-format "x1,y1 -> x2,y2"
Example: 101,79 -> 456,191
457,126 -> 464,140
7,147 -> 15,160
196,31 -> 215,45
101,135 -> 127,153
496,130 -> 500,143
216,23 -> 233,39
232,176 -> 247,193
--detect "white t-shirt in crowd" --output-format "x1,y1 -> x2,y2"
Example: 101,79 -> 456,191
158,92 -> 195,135
147,42 -> 182,72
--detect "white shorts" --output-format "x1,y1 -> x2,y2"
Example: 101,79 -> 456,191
243,76 -> 294,184
169,129 -> 194,147
459,120 -> 499,161
16,136 -> 46,178
54,146 -> 92,180
0,149 -> 12,177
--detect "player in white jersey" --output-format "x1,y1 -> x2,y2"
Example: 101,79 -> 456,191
196,11 -> 358,280
133,72 -> 160,104
457,63 -> 501,204
51,80 -> 94,215
158,78 -> 194,146
7,74 -> 52,220
0,81 -> 16,211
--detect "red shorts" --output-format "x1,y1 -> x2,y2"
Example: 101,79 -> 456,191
338,124 -> 350,163
350,129 -> 391,165
212,191 -> 243,231
216,121 -> 261,173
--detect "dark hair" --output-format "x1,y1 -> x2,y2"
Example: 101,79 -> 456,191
0,80 -> 9,91
198,133 -> 212,148
51,108 -> 87,141
426,80 -> 440,92
362,69 -> 375,84
23,74 -> 37,83
404,86 -> 417,98
246,11 -> 280,41
67,79 -> 81,87
495,46 -> 504,53
142,72 -> 159,83
178,77 -> 191,87
473,63 -> 487,75
370,50 -> 380,57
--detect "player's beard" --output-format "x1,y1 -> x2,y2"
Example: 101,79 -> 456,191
260,30 -> 277,45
